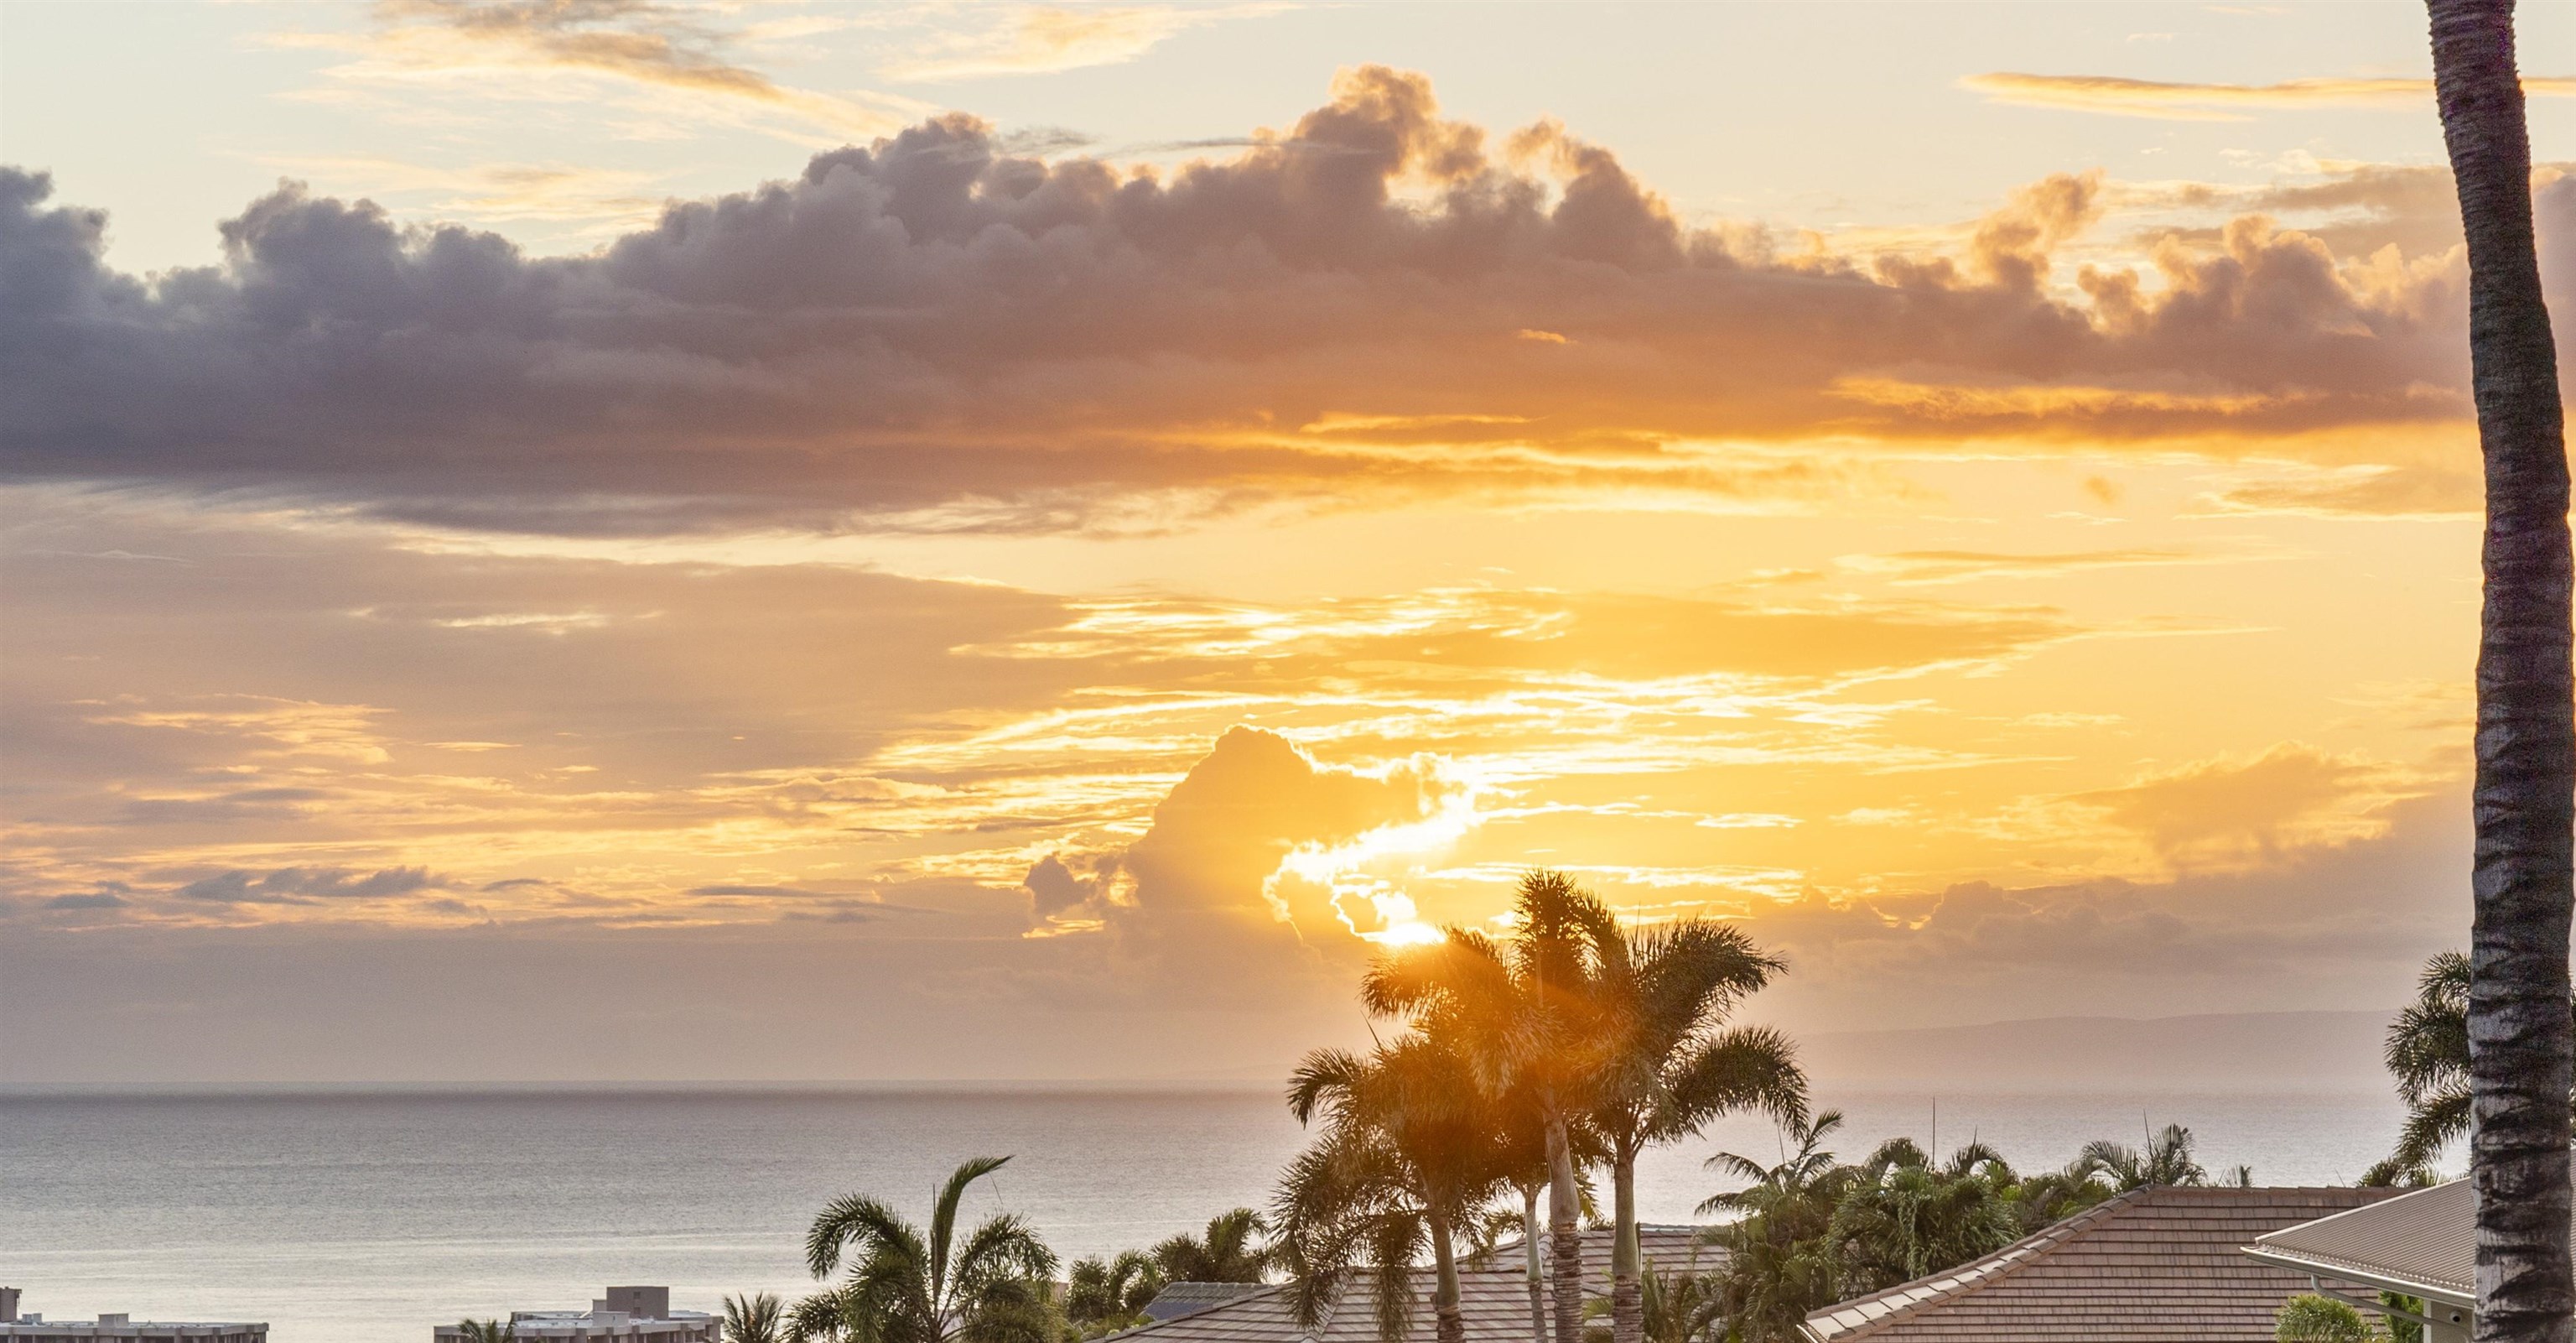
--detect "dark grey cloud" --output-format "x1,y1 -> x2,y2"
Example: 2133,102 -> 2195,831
43,889 -> 128,909
3,69 -> 2536,537
175,864 -> 444,904
113,788 -> 331,825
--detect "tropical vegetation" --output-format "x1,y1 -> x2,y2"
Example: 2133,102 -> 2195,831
1359,871 -> 1807,1343
1698,1115 -> 2235,1340
2366,948 -> 2576,1185
791,1156 -> 1060,1343
454,1323 -> 517,1343
1062,1209 -> 1276,1337
2273,1292 -> 2370,1343
757,871 -> 2314,1343
1275,1034 -> 1515,1343
724,1294 -> 784,1343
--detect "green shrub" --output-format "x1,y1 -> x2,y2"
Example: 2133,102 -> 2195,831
2276,1293 -> 2370,1343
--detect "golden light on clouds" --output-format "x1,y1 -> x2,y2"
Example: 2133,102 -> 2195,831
1961,70 -> 2576,121
8,23 -> 2565,1078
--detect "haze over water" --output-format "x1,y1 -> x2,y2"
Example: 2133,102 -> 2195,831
3,1086 -> 2402,1343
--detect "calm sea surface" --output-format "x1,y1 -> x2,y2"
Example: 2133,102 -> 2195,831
0,1086 -> 2403,1343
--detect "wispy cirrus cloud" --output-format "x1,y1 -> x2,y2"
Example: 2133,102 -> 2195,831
1962,70 -> 2576,121
884,3 -> 1291,82
270,0 -> 925,144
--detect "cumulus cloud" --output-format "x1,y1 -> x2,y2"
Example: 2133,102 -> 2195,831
3,67 -> 2539,536
2075,742 -> 2398,867
1021,726 -> 1454,960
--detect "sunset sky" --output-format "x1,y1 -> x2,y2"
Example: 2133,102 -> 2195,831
4,0 -> 2573,1085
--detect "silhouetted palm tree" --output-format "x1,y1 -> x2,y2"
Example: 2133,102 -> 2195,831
794,1156 -> 1059,1343
2425,0 -> 2575,1338
724,1294 -> 784,1343
454,1323 -> 516,1343
1275,1033 -> 1514,1343
2076,1124 -> 2208,1191
1362,872 -> 1613,1343
1154,1208 -> 1273,1283
1701,1109 -> 1843,1221
1578,915 -> 1805,1343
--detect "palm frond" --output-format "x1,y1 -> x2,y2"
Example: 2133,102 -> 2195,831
929,1156 -> 1015,1294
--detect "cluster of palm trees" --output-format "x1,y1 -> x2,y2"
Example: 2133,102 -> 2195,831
1701,1114 -> 2244,1342
1060,1208 -> 1274,1337
1271,870 -> 1808,1343
722,1155 -> 1276,1343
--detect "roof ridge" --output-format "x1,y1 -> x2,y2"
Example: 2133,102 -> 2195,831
2251,1179 -> 2462,1247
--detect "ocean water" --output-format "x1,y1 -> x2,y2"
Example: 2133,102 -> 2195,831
0,1085 -> 2405,1343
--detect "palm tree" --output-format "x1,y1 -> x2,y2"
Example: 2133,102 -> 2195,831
724,1294 -> 784,1343
2004,1157 -> 2117,1234
2075,1123 -> 2209,1191
1700,1109 -> 1845,1219
1154,1208 -> 1273,1283
1063,1251 -> 1163,1335
795,1155 -> 1060,1343
1362,872 -> 1615,1343
2378,949 -> 2576,1179
1578,915 -> 1805,1343
454,1323 -> 516,1343
2386,950 -> 2476,1175
1701,1111 -> 1859,1343
1632,1264 -> 1726,1343
1827,1139 -> 2024,1294
2425,1 -> 2576,1340
1275,1033 -> 1514,1343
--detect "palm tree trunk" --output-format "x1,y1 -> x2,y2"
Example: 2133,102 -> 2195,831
2427,3 -> 2576,1342
1610,1148 -> 1642,1343
1547,1115 -> 1584,1343
1430,1206 -> 1467,1343
1523,1185 -> 1547,1343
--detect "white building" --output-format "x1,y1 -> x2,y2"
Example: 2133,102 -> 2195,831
0,1291 -> 266,1343
432,1288 -> 717,1343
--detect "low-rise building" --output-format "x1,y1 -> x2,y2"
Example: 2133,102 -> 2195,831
432,1288 -> 717,1343
2240,1179 -> 2485,1343
0,1291 -> 266,1343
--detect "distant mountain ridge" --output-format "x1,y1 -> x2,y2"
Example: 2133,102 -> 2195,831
1796,1009 -> 2396,1093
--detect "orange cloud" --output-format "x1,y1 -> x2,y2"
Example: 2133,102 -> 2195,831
1962,70 -> 2576,121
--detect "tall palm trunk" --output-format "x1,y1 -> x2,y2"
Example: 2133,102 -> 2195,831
1546,1115 -> 1584,1343
2427,3 -> 2575,1341
1610,1146 -> 1641,1343
1430,1205 -> 1467,1343
1522,1184 -> 1546,1343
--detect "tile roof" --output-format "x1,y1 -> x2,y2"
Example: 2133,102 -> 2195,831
1144,1284 -> 1275,1324
2246,1179 -> 2496,1309
1800,1186 -> 2401,1342
1467,1226 -> 1726,1285
1119,1226 -> 1724,1343
1112,1271 -> 1537,1343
